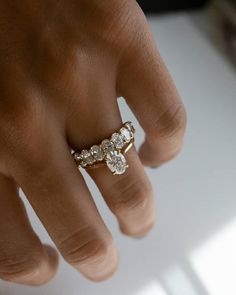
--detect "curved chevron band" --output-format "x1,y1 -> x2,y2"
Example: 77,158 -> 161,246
72,122 -> 135,175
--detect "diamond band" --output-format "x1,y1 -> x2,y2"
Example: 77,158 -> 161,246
73,121 -> 135,175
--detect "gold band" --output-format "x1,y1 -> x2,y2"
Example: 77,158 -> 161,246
84,139 -> 134,171
72,121 -> 135,175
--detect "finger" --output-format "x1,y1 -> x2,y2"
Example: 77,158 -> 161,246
12,131 -> 118,282
116,8 -> 187,167
0,173 -> 58,286
89,147 -> 156,237
67,96 -> 156,238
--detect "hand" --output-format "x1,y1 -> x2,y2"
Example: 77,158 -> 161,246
0,0 -> 186,285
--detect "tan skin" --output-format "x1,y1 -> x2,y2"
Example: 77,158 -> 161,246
0,0 -> 186,286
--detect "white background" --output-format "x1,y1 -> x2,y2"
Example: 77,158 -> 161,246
1,12 -> 236,295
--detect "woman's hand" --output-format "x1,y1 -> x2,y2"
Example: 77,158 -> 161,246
0,0 -> 186,285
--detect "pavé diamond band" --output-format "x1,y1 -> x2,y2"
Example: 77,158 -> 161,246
73,122 -> 135,175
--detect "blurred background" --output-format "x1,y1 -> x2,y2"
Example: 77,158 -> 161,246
1,1 -> 236,295
138,0 -> 236,67
138,0 -> 209,12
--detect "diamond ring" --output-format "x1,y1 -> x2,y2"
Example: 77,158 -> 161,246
72,122 -> 135,175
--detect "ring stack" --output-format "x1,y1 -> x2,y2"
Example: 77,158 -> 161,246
73,122 -> 135,175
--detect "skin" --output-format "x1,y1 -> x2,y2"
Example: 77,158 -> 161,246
0,0 -> 186,285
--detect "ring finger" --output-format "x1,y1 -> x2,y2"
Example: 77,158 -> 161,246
67,93 -> 156,238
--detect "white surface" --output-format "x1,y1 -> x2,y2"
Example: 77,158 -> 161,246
1,12 -> 236,295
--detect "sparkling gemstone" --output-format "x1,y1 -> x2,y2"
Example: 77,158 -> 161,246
125,122 -> 135,138
111,133 -> 124,149
120,127 -> 131,143
106,151 -> 127,175
101,139 -> 115,153
90,145 -> 103,161
80,149 -> 94,166
73,152 -> 81,163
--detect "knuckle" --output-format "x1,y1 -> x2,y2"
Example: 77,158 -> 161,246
111,179 -> 152,215
9,141 -> 53,192
0,97 -> 48,167
103,4 -> 133,40
58,227 -> 113,266
92,0 -> 139,53
153,103 -> 187,139
19,147 -> 52,179
0,248 -> 43,281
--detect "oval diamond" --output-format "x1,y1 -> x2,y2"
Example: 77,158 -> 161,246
80,150 -> 94,166
90,145 -> 103,161
101,139 -> 115,153
120,127 -> 131,143
111,133 -> 124,149
106,151 -> 127,175
125,122 -> 135,139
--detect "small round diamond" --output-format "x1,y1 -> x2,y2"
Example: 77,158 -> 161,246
101,139 -> 115,153
90,145 -> 103,161
106,151 -> 127,175
120,127 -> 131,143
73,152 -> 81,163
80,150 -> 94,166
111,133 -> 124,149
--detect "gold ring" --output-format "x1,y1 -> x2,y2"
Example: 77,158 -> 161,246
72,122 -> 135,175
